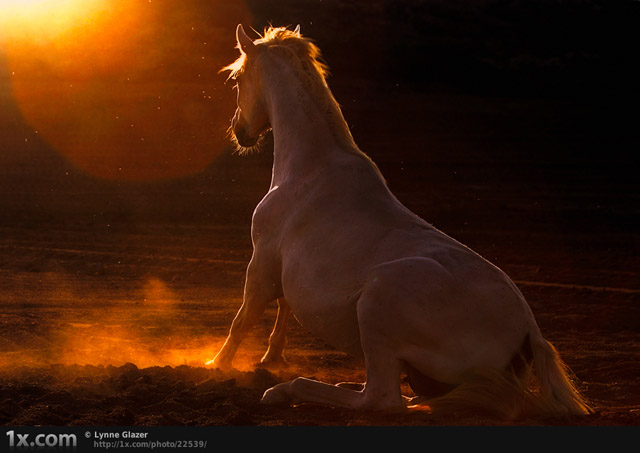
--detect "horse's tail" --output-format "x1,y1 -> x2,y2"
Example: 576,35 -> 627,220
527,332 -> 594,418
424,332 -> 593,420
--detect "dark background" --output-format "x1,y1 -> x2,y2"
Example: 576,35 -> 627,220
1,0 -> 638,238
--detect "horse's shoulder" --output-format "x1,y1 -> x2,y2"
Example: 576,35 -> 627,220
251,185 -> 290,235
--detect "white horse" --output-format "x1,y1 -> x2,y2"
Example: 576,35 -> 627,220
208,24 -> 592,419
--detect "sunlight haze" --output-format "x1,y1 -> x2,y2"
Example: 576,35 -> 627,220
1,0 -> 249,181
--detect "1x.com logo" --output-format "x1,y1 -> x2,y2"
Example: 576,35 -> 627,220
6,430 -> 77,450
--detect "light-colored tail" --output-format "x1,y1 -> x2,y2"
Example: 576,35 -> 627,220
528,333 -> 593,417
425,333 -> 593,420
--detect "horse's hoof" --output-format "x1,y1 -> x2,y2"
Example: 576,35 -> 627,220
204,357 -> 232,370
257,356 -> 289,370
261,383 -> 291,406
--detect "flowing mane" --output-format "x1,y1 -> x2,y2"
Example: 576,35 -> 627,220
223,26 -> 374,164
223,26 -> 329,82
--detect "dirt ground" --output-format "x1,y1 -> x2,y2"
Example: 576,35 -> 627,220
0,0 -> 638,428
0,207 -> 637,427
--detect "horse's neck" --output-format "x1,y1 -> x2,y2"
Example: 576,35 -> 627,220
260,55 -> 353,186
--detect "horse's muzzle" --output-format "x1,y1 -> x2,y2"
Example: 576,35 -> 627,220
233,125 -> 259,147
232,110 -> 259,147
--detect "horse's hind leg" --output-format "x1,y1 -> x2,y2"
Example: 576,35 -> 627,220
261,337 -> 404,411
261,347 -> 404,411
355,293 -> 406,410
261,293 -> 405,411
259,298 -> 290,367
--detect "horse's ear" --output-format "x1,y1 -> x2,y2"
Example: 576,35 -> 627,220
293,24 -> 301,36
236,24 -> 255,55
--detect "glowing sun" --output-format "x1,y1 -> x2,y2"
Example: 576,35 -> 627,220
1,0 -> 250,181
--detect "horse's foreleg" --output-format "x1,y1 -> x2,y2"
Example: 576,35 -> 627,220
260,298 -> 290,367
207,254 -> 282,369
207,295 -> 273,369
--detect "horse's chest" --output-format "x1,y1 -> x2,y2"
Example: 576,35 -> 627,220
250,184 -> 373,354
250,186 -> 291,241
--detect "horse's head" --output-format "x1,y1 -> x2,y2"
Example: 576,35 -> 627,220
226,24 -> 271,150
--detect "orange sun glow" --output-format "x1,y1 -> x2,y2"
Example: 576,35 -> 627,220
1,0 -> 250,181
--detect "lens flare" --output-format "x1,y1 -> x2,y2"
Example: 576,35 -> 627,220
0,0 -> 103,43
1,0 -> 251,181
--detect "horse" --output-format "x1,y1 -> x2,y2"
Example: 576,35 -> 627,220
207,24 -> 593,419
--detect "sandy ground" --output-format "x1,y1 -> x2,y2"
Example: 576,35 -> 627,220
0,0 -> 638,428
0,205 -> 638,426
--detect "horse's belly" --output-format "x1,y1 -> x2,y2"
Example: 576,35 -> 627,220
281,267 -> 364,358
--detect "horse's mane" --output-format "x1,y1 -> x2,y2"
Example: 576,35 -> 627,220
223,26 -> 381,174
223,26 -> 329,83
